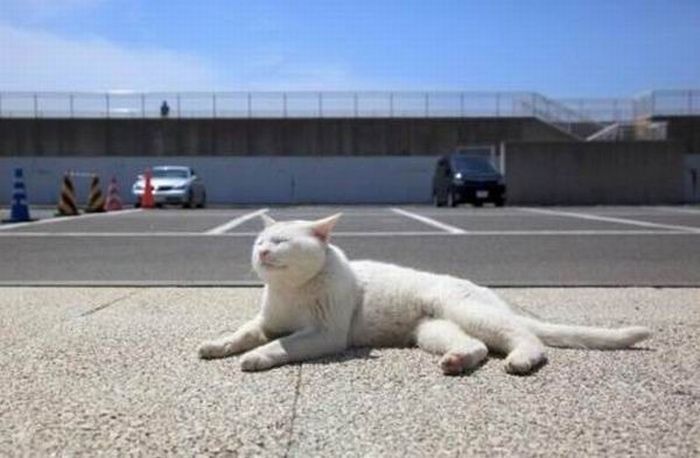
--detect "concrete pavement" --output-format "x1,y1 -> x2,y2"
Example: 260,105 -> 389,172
1,287 -> 698,456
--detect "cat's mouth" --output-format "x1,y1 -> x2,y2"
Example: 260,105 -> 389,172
260,260 -> 287,270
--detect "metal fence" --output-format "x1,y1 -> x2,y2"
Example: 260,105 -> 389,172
559,90 -> 700,122
556,98 -> 637,123
0,91 -> 594,120
0,89 -> 697,123
635,89 -> 700,118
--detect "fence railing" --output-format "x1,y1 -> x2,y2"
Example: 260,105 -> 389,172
558,90 -> 700,121
0,91 -> 553,119
634,89 -> 700,118
0,90 -> 697,133
556,98 -> 637,123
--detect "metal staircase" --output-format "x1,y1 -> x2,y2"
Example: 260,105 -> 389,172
518,93 -> 607,140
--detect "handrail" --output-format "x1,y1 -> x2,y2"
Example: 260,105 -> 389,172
0,90 -> 697,121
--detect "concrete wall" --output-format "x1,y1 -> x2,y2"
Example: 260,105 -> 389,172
0,156 -> 438,205
1,142 -> 686,206
504,141 -> 684,205
655,116 -> 700,154
685,154 -> 700,203
0,117 -> 573,157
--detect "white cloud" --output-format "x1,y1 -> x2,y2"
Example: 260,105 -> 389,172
0,24 -> 223,91
240,59 -> 369,91
0,0 -> 105,22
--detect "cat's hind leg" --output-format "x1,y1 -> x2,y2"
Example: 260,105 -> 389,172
443,302 -> 547,375
414,319 -> 488,375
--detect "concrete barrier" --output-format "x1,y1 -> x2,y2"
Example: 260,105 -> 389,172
504,141 -> 684,205
0,156 -> 438,205
685,154 -> 700,203
0,118 -> 573,157
1,142 -> 686,206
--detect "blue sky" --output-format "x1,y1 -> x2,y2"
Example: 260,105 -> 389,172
1,0 -> 699,96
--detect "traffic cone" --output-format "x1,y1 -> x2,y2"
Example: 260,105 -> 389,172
141,168 -> 155,209
3,167 -> 35,223
56,173 -> 79,216
104,176 -> 123,211
85,174 -> 105,213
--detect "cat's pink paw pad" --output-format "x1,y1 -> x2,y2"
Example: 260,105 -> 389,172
439,353 -> 470,375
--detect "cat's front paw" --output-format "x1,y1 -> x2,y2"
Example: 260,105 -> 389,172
240,351 -> 275,372
198,341 -> 227,359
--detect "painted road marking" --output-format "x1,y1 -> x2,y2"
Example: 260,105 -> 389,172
204,208 -> 269,235
520,207 -> 700,234
655,206 -> 700,215
1,230 -> 696,237
0,209 -> 142,231
390,208 -> 467,234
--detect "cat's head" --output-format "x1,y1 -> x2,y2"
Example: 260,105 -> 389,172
251,213 -> 341,286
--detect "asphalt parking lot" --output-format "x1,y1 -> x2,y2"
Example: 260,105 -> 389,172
1,205 -> 700,286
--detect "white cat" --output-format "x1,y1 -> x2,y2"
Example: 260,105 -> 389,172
198,213 -> 651,375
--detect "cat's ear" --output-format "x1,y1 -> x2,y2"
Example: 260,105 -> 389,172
260,213 -> 276,228
311,213 -> 342,242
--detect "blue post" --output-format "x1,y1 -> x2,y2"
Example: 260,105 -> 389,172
3,168 -> 33,223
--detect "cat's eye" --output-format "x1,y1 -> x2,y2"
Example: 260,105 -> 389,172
271,237 -> 288,244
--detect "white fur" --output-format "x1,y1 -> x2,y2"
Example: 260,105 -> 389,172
199,214 -> 652,375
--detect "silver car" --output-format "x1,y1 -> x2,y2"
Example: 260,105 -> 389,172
132,166 -> 207,208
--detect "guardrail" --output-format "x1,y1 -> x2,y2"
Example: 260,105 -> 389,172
1,90 -> 696,139
559,90 -> 700,121
634,89 -> 700,118
0,91 -> 550,119
556,98 -> 637,123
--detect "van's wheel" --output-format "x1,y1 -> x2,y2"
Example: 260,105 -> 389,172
447,191 -> 457,207
495,198 -> 505,207
433,192 -> 445,207
473,201 -> 484,208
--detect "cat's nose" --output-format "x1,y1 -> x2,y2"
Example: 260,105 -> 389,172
259,249 -> 270,260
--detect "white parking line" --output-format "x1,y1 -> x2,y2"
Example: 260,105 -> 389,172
655,206 -> 700,215
0,229 -> 696,238
390,208 -> 467,234
204,208 -> 269,235
520,207 -> 700,233
0,209 -> 142,231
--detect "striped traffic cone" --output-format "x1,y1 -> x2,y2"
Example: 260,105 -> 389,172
3,167 -> 35,223
56,173 -> 79,216
105,176 -> 123,211
85,174 -> 105,213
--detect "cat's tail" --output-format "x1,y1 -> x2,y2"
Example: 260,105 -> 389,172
517,316 -> 651,350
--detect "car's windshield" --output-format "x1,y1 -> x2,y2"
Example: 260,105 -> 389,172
152,169 -> 188,179
452,156 -> 498,174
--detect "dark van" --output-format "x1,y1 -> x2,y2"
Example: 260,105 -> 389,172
432,154 -> 506,207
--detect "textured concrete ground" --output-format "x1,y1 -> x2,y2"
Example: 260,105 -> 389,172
0,287 -> 698,457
